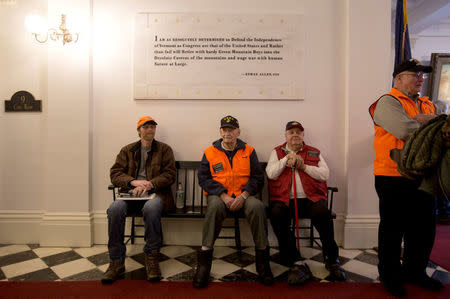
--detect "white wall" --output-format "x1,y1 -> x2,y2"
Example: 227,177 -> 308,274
1,0 -> 398,248
91,0 -> 352,245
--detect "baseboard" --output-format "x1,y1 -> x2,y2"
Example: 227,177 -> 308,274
0,209 -> 353,249
0,210 -> 43,244
40,212 -> 93,247
92,211 -> 108,244
343,214 -> 379,249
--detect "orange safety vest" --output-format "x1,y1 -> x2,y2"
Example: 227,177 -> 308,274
204,144 -> 253,196
369,88 -> 435,176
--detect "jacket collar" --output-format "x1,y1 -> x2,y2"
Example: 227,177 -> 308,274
212,138 -> 246,152
279,142 -> 306,154
130,139 -> 158,153
390,88 -> 429,103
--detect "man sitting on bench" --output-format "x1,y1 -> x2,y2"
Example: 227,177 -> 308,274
102,116 -> 176,284
193,115 -> 273,288
266,121 -> 346,284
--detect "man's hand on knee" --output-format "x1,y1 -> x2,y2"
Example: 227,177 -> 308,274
229,195 -> 245,211
132,185 -> 148,197
220,193 -> 234,210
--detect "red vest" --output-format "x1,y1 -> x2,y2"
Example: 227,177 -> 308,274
268,143 -> 328,206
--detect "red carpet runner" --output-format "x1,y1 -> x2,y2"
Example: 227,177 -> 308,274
0,281 -> 448,299
431,224 -> 450,271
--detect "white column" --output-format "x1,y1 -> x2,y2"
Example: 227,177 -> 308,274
343,0 -> 391,248
40,0 -> 93,246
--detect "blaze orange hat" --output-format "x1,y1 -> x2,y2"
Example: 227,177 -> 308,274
137,116 -> 157,128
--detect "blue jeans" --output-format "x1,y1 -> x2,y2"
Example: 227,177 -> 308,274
107,196 -> 164,262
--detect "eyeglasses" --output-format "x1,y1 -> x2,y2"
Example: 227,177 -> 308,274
400,72 -> 428,79
141,124 -> 156,130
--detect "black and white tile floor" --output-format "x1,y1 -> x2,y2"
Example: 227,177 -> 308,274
0,244 -> 449,283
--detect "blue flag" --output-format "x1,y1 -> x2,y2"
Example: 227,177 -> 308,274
394,0 -> 411,68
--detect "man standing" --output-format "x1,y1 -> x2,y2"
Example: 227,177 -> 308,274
102,116 -> 176,284
369,59 -> 443,297
193,115 -> 273,288
266,121 -> 346,284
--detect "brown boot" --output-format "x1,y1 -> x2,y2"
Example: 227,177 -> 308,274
101,260 -> 125,284
145,250 -> 161,282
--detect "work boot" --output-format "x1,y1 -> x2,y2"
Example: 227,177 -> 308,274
193,249 -> 213,288
145,250 -> 161,282
288,263 -> 313,286
325,258 -> 347,281
255,247 -> 274,286
380,277 -> 407,297
101,260 -> 125,284
405,272 -> 444,291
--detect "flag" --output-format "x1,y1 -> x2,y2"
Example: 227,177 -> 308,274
394,0 -> 412,67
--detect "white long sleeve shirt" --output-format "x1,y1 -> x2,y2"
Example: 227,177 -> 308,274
265,145 -> 329,199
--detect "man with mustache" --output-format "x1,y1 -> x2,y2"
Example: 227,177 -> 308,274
369,59 -> 443,297
266,121 -> 346,285
102,116 -> 176,284
193,115 -> 273,288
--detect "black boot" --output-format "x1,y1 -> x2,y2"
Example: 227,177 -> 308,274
405,272 -> 444,291
325,258 -> 347,281
193,249 -> 213,288
255,247 -> 274,286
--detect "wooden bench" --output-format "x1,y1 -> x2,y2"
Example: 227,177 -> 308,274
108,161 -> 337,249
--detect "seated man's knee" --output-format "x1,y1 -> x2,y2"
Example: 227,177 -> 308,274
310,203 -> 332,219
207,197 -> 227,214
107,200 -> 127,219
270,202 -> 287,219
142,197 -> 163,217
246,197 -> 266,216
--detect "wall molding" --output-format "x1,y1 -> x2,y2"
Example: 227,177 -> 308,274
40,212 -> 94,247
0,210 -> 94,246
0,210 -> 372,249
0,210 -> 43,244
343,214 -> 379,249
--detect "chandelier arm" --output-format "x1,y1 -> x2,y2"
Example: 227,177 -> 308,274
33,32 -> 48,43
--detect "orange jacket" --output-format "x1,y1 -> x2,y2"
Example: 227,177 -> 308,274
204,144 -> 253,196
369,88 -> 435,176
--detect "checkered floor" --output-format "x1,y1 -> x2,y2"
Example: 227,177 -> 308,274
0,244 -> 448,283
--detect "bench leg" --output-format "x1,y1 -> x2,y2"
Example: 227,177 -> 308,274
234,216 -> 242,251
131,216 -> 136,245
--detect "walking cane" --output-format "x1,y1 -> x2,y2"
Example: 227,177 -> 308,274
292,166 -> 301,255
283,147 -> 301,255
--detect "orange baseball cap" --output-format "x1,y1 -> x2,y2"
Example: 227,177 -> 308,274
137,116 -> 157,128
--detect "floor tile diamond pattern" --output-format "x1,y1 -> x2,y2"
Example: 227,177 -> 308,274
0,244 -> 448,284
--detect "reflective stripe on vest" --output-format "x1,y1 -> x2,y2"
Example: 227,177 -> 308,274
369,88 -> 435,176
204,144 -> 253,196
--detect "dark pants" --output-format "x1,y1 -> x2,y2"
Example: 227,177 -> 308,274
202,195 -> 268,249
270,198 -> 338,266
375,176 -> 436,282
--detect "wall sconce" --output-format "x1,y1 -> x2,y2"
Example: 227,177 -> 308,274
26,14 -> 79,45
